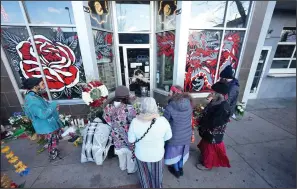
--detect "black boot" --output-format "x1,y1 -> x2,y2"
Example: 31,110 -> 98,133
168,166 -> 180,179
179,168 -> 184,176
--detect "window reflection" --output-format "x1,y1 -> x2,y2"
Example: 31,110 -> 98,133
274,45 -> 295,58
226,1 -> 251,28
24,1 -> 75,25
271,60 -> 290,69
116,1 -> 150,32
1,2 -> 25,24
190,1 -> 226,29
280,27 -> 296,42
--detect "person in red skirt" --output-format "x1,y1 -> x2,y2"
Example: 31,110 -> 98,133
196,81 -> 231,170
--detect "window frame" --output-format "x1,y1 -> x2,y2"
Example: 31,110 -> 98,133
269,27 -> 296,74
0,1 -> 103,104
185,1 -> 254,96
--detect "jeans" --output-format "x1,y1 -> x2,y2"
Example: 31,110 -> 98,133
173,157 -> 183,171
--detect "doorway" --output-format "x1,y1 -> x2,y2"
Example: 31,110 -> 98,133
249,46 -> 272,99
119,45 -> 150,97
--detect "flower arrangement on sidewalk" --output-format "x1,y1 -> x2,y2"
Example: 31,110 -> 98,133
7,112 -> 36,140
191,104 -> 205,143
1,145 -> 30,176
1,174 -> 25,188
81,80 -> 108,120
235,102 -> 245,117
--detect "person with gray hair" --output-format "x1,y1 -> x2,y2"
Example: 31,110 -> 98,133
128,97 -> 172,188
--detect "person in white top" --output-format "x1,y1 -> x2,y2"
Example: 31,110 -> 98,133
128,97 -> 172,188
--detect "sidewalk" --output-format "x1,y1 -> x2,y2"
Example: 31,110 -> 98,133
1,98 -> 296,188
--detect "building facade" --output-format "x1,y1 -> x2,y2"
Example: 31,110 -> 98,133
1,1 -> 296,124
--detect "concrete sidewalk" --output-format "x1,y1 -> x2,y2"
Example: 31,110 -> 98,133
1,98 -> 296,188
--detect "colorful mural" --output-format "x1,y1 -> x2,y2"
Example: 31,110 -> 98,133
93,30 -> 113,63
1,27 -> 86,99
156,31 -> 175,59
184,30 -> 244,92
156,31 -> 175,85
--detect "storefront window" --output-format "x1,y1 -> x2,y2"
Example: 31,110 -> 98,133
185,1 -> 251,92
190,1 -> 226,29
269,27 -> 296,74
1,2 -> 25,24
116,1 -> 150,32
24,1 -> 75,25
93,30 -> 116,91
219,30 -> 245,76
30,27 -> 86,100
156,31 -> 175,91
1,2 -> 88,101
88,0 -> 112,31
1,27 -> 29,87
185,30 -> 222,92
226,1 -> 251,28
156,1 -> 177,31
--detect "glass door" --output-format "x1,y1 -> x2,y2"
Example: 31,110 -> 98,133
249,47 -> 272,99
123,46 -> 150,97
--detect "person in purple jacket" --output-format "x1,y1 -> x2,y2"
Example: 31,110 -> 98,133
163,85 -> 193,178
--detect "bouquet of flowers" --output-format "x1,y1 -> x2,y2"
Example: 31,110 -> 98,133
192,104 -> 205,128
157,104 -> 165,116
8,112 -> 35,137
236,102 -> 245,117
1,174 -> 25,188
59,114 -> 72,127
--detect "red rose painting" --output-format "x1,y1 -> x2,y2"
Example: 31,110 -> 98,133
16,35 -> 79,92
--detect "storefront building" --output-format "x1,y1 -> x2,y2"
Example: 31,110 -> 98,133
0,1 -> 295,123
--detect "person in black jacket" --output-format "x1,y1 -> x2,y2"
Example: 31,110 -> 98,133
196,81 -> 231,170
220,65 -> 240,119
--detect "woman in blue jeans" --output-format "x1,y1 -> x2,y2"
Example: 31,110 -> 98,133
164,85 -> 193,178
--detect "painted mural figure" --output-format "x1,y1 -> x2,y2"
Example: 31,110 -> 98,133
185,31 -> 243,93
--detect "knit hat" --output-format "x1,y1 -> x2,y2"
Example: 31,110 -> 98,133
211,81 -> 229,95
115,86 -> 130,98
220,65 -> 234,79
22,77 -> 43,90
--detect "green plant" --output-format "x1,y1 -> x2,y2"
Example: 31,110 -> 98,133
8,112 -> 35,136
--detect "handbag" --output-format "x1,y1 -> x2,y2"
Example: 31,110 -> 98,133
131,118 -> 156,160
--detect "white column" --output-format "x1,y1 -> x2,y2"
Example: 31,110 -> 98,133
72,1 -> 99,82
149,1 -> 155,97
111,1 -> 122,86
172,1 -> 191,87
242,1 -> 276,104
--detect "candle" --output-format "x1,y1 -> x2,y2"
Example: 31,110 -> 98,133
81,119 -> 85,127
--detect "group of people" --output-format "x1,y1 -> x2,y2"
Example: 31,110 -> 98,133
22,65 -> 239,188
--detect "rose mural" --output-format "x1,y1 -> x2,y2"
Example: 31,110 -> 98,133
1,27 -> 85,99
17,35 -> 79,92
